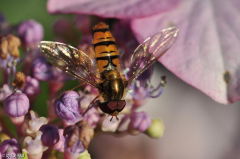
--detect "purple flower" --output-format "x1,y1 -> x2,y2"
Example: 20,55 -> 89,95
65,140 -> 85,155
128,111 -> 152,134
82,107 -> 100,129
39,124 -> 60,147
74,15 -> 91,35
0,84 -> 11,101
113,21 -> 139,69
52,19 -> 72,36
31,57 -> 54,81
79,92 -> 96,110
130,72 -> 165,100
4,91 -> 29,117
21,76 -> 40,101
53,129 -> 65,152
64,121 -> 94,155
0,12 -> 12,36
17,19 -> 43,47
0,138 -> 22,158
54,91 -> 82,123
31,56 -> 71,82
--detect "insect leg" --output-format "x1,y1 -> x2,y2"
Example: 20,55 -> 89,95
82,93 -> 103,116
57,83 -> 86,99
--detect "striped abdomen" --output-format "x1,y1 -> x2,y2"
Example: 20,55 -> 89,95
92,22 -> 119,76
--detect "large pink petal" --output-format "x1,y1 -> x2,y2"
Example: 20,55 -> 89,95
131,0 -> 240,104
47,0 -> 179,19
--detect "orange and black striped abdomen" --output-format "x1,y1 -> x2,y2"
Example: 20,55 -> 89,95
92,23 -> 119,75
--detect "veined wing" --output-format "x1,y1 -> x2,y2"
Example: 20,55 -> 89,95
39,41 -> 99,89
126,27 -> 179,85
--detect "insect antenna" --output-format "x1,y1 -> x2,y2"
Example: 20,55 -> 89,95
110,116 -> 113,121
57,83 -> 86,99
110,115 -> 119,121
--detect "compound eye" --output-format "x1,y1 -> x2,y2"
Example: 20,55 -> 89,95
108,101 -> 118,110
118,101 -> 126,110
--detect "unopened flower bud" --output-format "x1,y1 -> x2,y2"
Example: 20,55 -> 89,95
53,129 -> 65,152
18,20 -> 43,47
144,119 -> 165,139
39,124 -> 60,147
31,57 -> 54,81
0,138 -> 22,158
0,84 -> 11,101
75,15 -> 91,34
54,91 -> 81,124
22,76 -> 40,102
128,112 -> 152,135
3,91 -> 29,125
53,19 -> 71,36
12,72 -> 25,89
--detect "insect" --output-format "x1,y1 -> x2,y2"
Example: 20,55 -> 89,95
39,22 -> 179,121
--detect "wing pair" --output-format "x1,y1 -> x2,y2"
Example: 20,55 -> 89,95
38,27 -> 179,89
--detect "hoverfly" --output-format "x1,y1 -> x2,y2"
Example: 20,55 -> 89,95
39,22 -> 178,120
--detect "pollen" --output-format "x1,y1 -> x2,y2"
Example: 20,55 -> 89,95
93,22 -> 109,30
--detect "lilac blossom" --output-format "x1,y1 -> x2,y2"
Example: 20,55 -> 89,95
53,129 -> 65,152
128,111 -> 152,134
39,124 -> 60,146
54,91 -> 82,124
63,121 -> 94,159
21,76 -> 41,102
31,56 -> 71,82
82,107 -> 100,129
17,19 -> 43,48
31,56 -> 54,81
0,84 -> 11,101
3,91 -> 29,118
0,139 -> 22,159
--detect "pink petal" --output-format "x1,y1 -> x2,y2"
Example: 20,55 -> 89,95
131,0 -> 240,104
47,0 -> 179,19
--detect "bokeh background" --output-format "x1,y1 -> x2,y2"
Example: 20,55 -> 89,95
1,0 -> 240,159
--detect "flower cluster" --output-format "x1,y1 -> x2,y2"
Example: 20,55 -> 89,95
0,12 -> 165,159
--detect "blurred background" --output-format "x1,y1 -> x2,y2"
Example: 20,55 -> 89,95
1,0 -> 240,159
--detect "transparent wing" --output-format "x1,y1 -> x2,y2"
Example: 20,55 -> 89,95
39,41 -> 99,89
127,27 -> 179,85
